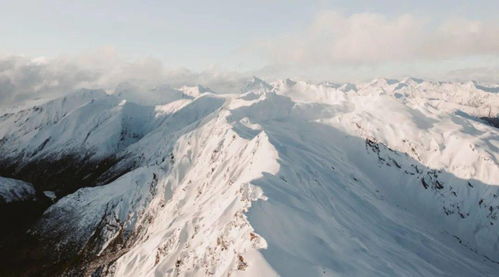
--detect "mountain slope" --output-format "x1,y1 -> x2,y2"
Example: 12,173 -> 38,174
0,78 -> 498,276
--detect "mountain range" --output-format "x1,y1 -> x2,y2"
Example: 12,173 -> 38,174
0,77 -> 498,276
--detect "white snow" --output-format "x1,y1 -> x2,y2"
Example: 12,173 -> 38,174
42,191 -> 56,201
1,77 -> 498,276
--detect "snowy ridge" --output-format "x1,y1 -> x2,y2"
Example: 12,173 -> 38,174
0,89 -> 157,161
31,93 -> 279,276
0,78 -> 498,276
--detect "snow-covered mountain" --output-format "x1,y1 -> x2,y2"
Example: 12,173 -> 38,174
0,78 -> 498,276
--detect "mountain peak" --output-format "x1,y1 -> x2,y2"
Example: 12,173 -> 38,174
242,76 -> 272,92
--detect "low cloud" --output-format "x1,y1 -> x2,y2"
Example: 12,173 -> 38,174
254,11 -> 499,65
1,19 -> 498,110
0,49 -> 248,108
443,66 -> 499,83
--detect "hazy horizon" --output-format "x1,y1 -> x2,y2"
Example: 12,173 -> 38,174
1,0 -> 498,83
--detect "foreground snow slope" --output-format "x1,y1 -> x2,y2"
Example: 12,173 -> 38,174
0,78 -> 498,276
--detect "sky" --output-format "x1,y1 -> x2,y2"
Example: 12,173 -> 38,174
0,0 -> 498,90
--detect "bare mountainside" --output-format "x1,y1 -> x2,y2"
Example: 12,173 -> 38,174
0,77 -> 498,276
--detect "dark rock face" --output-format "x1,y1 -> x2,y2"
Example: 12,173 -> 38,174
0,154 -> 133,276
480,117 -> 499,128
0,154 -> 123,196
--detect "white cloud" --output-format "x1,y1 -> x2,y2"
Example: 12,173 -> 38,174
1,17 -> 498,109
254,11 -> 499,65
443,66 -> 499,83
0,49 -> 249,108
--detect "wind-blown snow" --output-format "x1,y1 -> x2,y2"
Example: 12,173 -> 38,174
0,78 -> 498,276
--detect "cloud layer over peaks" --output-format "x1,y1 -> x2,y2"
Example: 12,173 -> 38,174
0,51 -> 247,109
255,11 -> 499,65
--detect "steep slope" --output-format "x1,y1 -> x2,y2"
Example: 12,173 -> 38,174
0,78 -> 498,276
236,95 -> 499,276
0,89 -> 159,198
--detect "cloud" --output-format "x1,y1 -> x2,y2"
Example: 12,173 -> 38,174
1,18 -> 498,110
0,55 -> 99,107
253,11 -> 499,65
0,49 -> 249,108
443,66 -> 499,83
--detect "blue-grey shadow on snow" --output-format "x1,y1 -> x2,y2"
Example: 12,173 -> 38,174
227,93 -> 499,277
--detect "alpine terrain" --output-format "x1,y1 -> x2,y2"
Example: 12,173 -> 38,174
0,77 -> 498,276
